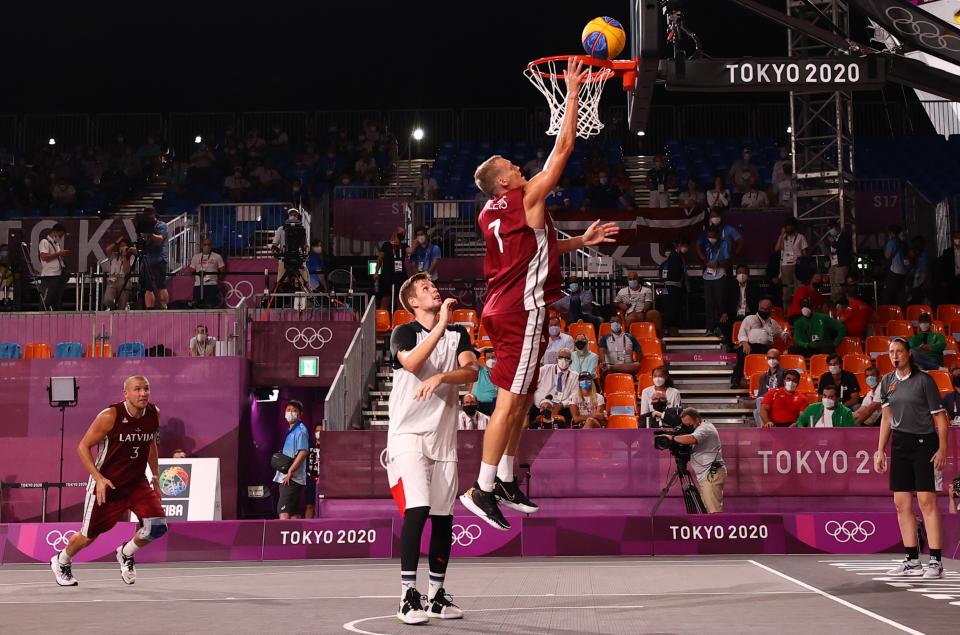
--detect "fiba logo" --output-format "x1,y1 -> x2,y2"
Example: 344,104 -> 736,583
159,466 -> 190,497
824,520 -> 876,544
452,524 -> 482,547
46,530 -> 77,551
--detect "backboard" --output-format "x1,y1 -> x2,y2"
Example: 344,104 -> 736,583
628,0 -> 662,134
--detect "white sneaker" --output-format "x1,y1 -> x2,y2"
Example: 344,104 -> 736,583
887,559 -> 924,577
50,553 -> 78,586
397,588 -> 429,625
427,588 -> 464,619
923,560 -> 944,579
116,545 -> 136,585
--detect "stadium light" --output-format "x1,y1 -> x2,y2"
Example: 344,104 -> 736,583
412,128 -> 425,141
194,135 -> 203,144
48,138 -> 56,146
637,131 -> 646,136
786,126 -> 792,134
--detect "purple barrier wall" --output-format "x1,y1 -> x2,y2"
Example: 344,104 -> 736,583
0,357 -> 246,522
251,320 -> 357,387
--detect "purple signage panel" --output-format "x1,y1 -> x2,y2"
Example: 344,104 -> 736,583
2,523 -> 138,564
261,519 -> 393,560
783,513 -> 903,555
389,515 -> 523,558
251,320 -> 357,387
333,199 -> 410,241
652,514 -> 786,555
522,515 -> 653,557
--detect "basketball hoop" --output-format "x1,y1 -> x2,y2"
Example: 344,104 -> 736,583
524,55 -> 637,139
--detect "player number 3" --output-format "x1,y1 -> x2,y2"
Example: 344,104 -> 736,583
488,218 -> 503,253
129,446 -> 139,460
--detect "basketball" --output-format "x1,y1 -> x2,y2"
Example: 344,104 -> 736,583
581,16 -> 626,60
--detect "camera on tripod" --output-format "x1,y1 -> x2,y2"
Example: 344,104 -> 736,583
652,407 -> 694,460
280,209 -> 307,269
133,210 -> 155,252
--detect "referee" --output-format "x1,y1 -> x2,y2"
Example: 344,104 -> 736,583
874,337 -> 949,579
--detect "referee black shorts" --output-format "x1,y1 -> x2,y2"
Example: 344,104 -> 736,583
890,430 -> 941,493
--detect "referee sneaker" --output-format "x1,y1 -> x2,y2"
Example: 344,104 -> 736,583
874,337 -> 949,578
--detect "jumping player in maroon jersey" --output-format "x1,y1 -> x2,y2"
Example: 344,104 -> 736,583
462,58 -> 619,529
51,375 -> 167,586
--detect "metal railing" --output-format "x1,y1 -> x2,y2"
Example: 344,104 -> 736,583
323,299 -> 377,431
333,186 -> 414,200
166,212 -> 193,273
196,202 -> 299,261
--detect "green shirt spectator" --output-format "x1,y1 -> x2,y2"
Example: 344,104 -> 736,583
794,401 -> 856,427
908,313 -> 946,370
792,310 -> 846,350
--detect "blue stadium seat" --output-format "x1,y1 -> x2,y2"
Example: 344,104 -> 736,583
0,343 -> 22,359
116,342 -> 146,358
55,342 -> 83,359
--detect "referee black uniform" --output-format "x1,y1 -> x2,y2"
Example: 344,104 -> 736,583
880,369 -> 945,493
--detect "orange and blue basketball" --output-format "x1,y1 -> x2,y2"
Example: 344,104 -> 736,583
581,16 -> 626,60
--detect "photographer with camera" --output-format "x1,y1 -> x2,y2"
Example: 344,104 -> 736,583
659,407 -> 726,513
134,209 -> 169,309
38,223 -> 69,310
271,208 -> 310,293
102,235 -> 134,310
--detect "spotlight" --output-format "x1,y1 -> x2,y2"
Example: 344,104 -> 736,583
48,138 -> 56,146
412,128 -> 425,141
786,126 -> 792,134
637,131 -> 646,136
194,135 -> 202,144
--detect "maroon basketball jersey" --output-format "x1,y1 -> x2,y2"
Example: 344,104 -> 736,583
96,402 -> 160,488
478,188 -> 562,316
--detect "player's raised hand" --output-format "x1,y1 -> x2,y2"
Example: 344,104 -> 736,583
565,57 -> 588,94
582,220 -> 620,246
96,476 -> 115,505
438,298 -> 457,327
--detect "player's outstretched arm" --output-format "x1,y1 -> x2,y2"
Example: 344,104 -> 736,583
557,219 -> 620,254
77,408 -> 118,504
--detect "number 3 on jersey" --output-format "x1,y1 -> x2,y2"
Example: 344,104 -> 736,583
487,218 -> 503,253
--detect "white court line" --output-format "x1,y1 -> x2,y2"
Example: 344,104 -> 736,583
0,590 -> 815,605
748,560 -> 925,635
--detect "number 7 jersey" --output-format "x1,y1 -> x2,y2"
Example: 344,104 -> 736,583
479,188 -> 562,316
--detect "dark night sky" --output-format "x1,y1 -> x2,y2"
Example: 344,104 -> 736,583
3,1 -> 878,114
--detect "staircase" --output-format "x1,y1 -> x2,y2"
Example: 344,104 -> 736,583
116,175 -> 169,216
623,155 -> 676,208
663,329 -> 754,427
382,159 -> 432,198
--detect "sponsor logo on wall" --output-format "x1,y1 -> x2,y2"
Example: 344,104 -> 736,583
159,464 -> 191,520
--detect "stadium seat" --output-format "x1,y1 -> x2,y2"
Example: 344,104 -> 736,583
835,337 -> 863,356
86,342 -> 111,358
603,373 -> 635,396
952,319 -> 960,340
743,354 -> 768,379
748,372 -> 763,398
798,375 -> 816,398
866,335 -> 889,358
629,322 -> 657,340
55,342 -> 83,359
928,370 -> 953,396
843,353 -> 871,374
587,341 -> 599,357
731,320 -> 743,342
932,320 -> 946,335
886,320 -> 914,338
769,306 -> 785,321
375,310 -> 391,333
906,304 -> 933,324
874,305 -> 903,326
0,343 -> 22,359
638,338 -> 663,357
780,354 -> 806,373
876,355 -> 894,375
636,372 -> 653,393
945,336 -> 959,359
605,393 -> 638,416
598,322 -> 612,339
638,355 -> 664,375
116,342 -> 146,358
606,414 -> 640,429
24,343 -> 51,359
936,304 -> 960,325
451,309 -> 478,329
854,372 -> 868,395
568,322 -> 597,342
809,354 -> 829,379
392,309 -> 413,327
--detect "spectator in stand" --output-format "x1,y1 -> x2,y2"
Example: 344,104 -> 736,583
189,143 -> 215,169
50,178 -> 77,208
818,353 -> 862,410
543,315 -> 574,366
773,164 -> 794,208
223,166 -> 252,201
794,384 -> 855,427
752,349 -> 786,427
253,161 -> 283,196
138,208 -> 169,309
0,244 -> 15,304
172,449 -> 188,459
706,176 -> 730,212
825,220 -> 854,301
882,224 -> 909,306
354,149 -> 378,185
836,290 -> 871,339
458,394 -> 489,431
772,144 -> 790,186
728,147 -> 760,194
787,271 -> 827,323
571,334 -> 599,377
679,177 -> 706,211
760,369 -> 809,427
909,313 -> 946,370
531,351 -> 579,425
569,373 -> 607,428
545,177 -> 572,211
407,226 -> 441,282
615,271 -> 662,333
908,235 -> 930,305
530,398 -> 566,429
185,239 -> 225,308
306,239 -> 328,293
553,275 -> 602,331
582,170 -> 632,210
659,239 -> 689,334
723,265 -> 762,342
740,180 -> 769,208
38,223 -> 68,311
645,155 -> 674,208
522,148 -> 547,179
639,366 -> 682,418
941,367 -> 960,422
697,209 -> 744,260
101,235 -> 133,311
374,227 -> 408,309
935,228 -> 960,304
470,348 -> 498,416
188,324 -> 217,357
732,297 -> 789,387
612,165 -> 635,207
598,315 -> 642,376
416,165 -> 439,200
775,217 -> 808,308
790,298 -> 846,357
701,225 -> 732,338
854,365 -> 883,426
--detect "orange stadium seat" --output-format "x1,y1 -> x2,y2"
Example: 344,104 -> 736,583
866,336 -> 890,358
605,393 -> 638,416
603,373 -> 635,396
568,322 -> 596,342
928,370 -> 953,396
843,353 -> 872,374
944,336 -> 959,360
629,322 -> 657,341
452,309 -> 478,328
906,304 -> 933,324
937,304 -> 960,326
798,375 -> 816,398
743,354 -> 768,379
607,415 -> 640,429
638,355 -> 664,375
638,338 -> 663,357
932,320 -> 946,335
24,343 -> 51,359
748,372 -> 763,398
731,321 -> 743,342
392,309 -> 413,327
809,354 -> 829,379
886,320 -> 914,338
780,354 -> 806,373
636,372 -> 654,393
876,355 -> 894,375
598,322 -> 612,339
874,305 -> 904,325
835,337 -> 863,356
86,342 -> 111,358
951,320 -> 960,340
854,372 -> 868,395
375,309 -> 391,333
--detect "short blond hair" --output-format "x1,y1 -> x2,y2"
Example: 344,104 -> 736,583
398,272 -> 432,313
474,155 -> 505,198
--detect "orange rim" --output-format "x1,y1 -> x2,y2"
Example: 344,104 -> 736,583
527,54 -> 637,80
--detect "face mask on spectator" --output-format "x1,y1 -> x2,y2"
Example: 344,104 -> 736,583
785,380 -> 798,392
736,273 -> 748,283
285,411 -> 298,423
579,380 -> 593,390
767,358 -> 779,368
919,322 -> 931,332
315,431 -> 321,440
627,279 -> 639,289
709,216 -> 721,226
867,375 -> 879,388
651,400 -> 667,412
548,325 -> 561,337
829,364 -> 841,375
828,228 -> 839,237
599,177 -> 608,185
653,376 -> 666,387
708,237 -> 718,245
610,322 -> 622,334
801,307 -> 812,318
197,333 -> 207,342
540,407 -> 552,418
822,398 -> 836,410
758,310 -> 770,320
557,358 -> 571,370
569,282 -> 580,293
575,340 -> 587,351
462,405 -> 477,416
485,358 -> 496,369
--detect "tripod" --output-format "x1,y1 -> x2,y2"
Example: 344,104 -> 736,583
266,255 -> 313,310
651,454 -> 706,515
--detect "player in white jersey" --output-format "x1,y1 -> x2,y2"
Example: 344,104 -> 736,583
386,272 -> 478,624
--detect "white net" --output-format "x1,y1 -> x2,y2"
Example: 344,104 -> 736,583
524,58 -> 613,139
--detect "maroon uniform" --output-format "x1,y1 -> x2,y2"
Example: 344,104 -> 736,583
478,188 -> 562,394
81,402 -> 164,538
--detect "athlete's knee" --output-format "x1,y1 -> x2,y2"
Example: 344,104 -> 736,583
917,495 -> 938,514
138,517 -> 168,541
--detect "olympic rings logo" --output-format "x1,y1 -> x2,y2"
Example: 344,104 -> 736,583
223,280 -> 255,308
284,326 -> 333,350
379,448 -> 389,470
46,529 -> 77,550
824,520 -> 876,544
451,524 -> 482,547
885,6 -> 960,52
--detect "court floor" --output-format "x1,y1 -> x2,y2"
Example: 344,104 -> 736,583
0,555 -> 957,634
